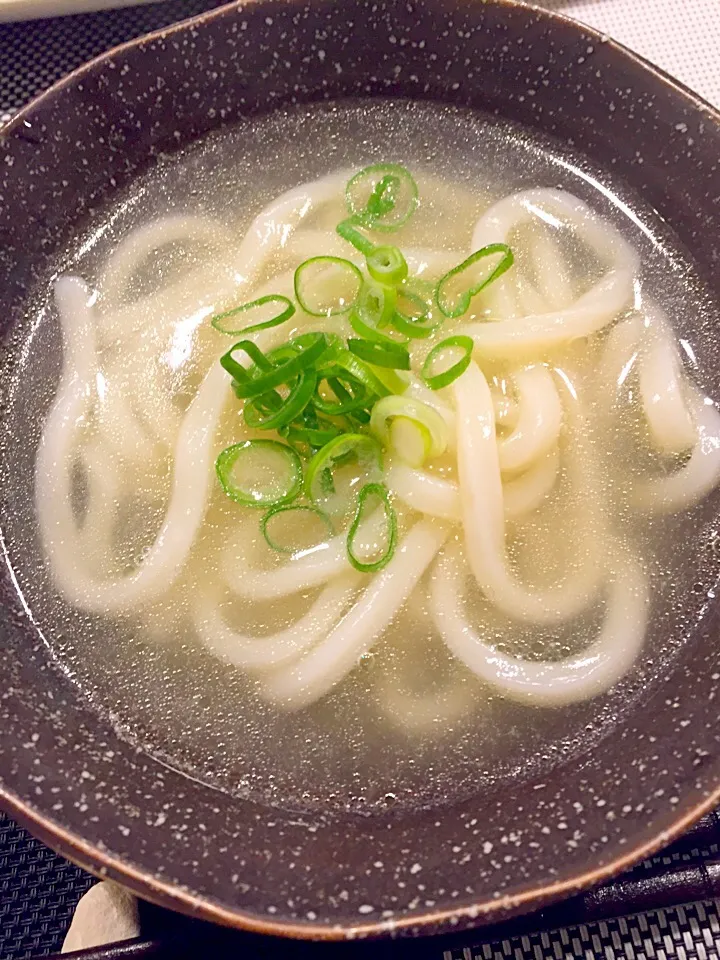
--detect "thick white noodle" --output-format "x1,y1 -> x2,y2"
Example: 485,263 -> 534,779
223,533 -> 347,601
454,361 -> 602,624
401,364 -> 560,465
378,675 -> 476,734
497,365 -> 562,474
529,228 -> 575,311
193,574 -> 360,670
515,275 -> 549,316
638,303 -> 696,455
431,544 -> 649,706
98,175 -> 342,348
94,366 -> 159,465
36,277 -> 229,613
461,189 -> 639,359
223,508 -> 386,601
597,313 -> 644,400
232,171 -> 349,282
490,380 -> 520,431
633,393 -> 720,513
597,304 -> 696,458
98,214 -> 236,306
262,521 -> 449,709
78,440 -> 120,568
386,447 -> 560,523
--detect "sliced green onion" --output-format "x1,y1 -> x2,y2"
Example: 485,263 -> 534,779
211,295 -> 295,335
349,281 -> 404,345
365,174 -> 399,219
421,335 -> 475,390
243,369 -> 317,430
370,395 -> 448,464
366,246 -> 408,286
281,421 -> 343,451
336,217 -> 376,256
279,407 -> 344,454
346,407 -> 371,426
305,433 -> 383,517
389,418 -> 432,469
220,339 -> 272,382
313,370 -> 371,416
229,332 -> 330,399
346,163 -> 419,232
389,285 -> 442,340
348,338 -> 411,370
261,504 -> 335,555
347,482 -> 397,573
294,256 -> 363,317
368,366 -> 408,395
215,439 -> 302,507
332,348 -> 393,398
435,243 -> 514,319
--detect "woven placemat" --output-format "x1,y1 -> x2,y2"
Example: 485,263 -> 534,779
1,1 -> 720,957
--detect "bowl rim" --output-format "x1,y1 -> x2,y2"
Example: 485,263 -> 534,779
2,0 -> 720,939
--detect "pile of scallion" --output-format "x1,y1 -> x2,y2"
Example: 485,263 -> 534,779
213,164 -> 514,572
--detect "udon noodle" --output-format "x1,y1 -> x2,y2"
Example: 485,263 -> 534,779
34,165 -> 720,726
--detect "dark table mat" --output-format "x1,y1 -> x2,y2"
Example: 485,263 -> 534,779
2,2 -> 720,958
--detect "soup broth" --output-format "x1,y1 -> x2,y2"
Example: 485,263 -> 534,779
4,99 -> 720,813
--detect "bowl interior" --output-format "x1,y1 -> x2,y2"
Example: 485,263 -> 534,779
1,0 -> 720,938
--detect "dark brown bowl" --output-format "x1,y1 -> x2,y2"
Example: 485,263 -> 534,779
1,0 -> 720,940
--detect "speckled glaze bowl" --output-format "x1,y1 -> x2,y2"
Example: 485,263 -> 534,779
1,0 -> 720,941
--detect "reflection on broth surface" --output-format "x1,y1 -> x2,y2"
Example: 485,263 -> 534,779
5,99 -> 720,813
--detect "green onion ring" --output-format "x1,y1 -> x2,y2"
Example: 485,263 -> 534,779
211,295 -> 296,335
346,482 -> 397,572
243,369 -> 317,430
313,371 -> 371,417
294,256 -> 363,317
261,504 -> 335,555
220,339 -> 273,382
366,245 -> 408,286
215,439 -> 302,507
229,333 -> 330,399
348,338 -> 411,370
346,163 -> 419,232
336,217 -> 376,256
365,174 -> 399,219
435,243 -> 514,319
331,348 -> 393,398
421,335 -> 475,390
390,288 -> 442,340
305,433 -> 383,508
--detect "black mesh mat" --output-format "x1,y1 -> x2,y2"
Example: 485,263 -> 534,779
2,2 -> 720,958
0,812 -> 93,959
0,0 -> 228,122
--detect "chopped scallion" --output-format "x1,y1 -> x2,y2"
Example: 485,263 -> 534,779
305,433 -> 383,517
435,243 -> 514,319
215,439 -> 302,507
346,163 -> 419,232
348,338 -> 411,370
261,503 -> 335,555
346,482 -> 397,572
294,256 -> 363,317
370,395 -> 448,464
366,245 -> 408,286
421,335 -> 475,390
211,295 -> 296,335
